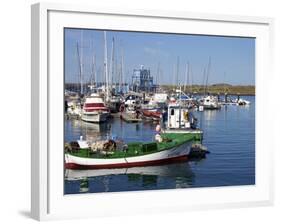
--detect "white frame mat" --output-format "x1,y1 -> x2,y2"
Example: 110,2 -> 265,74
31,2 -> 274,221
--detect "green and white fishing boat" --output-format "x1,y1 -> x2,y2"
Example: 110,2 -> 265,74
65,132 -> 201,169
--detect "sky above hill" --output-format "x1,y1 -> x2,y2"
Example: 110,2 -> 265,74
64,28 -> 255,85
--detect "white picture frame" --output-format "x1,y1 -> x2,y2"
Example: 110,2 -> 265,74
31,2 -> 274,221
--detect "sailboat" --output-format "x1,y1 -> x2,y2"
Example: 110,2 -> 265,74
81,31 -> 110,123
199,57 -> 221,110
200,94 -> 221,110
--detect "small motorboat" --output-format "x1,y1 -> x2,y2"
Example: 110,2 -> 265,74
200,95 -> 221,110
141,109 -> 162,121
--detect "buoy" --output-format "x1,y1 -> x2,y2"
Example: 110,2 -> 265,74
155,124 -> 161,132
155,134 -> 163,142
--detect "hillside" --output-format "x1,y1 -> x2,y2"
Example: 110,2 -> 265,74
161,84 -> 255,95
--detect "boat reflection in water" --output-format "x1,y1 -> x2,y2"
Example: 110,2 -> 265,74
81,121 -> 112,142
65,162 -> 194,194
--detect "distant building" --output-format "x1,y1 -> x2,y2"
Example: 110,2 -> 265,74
131,65 -> 157,92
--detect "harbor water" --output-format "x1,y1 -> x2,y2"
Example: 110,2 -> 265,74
64,96 -> 255,194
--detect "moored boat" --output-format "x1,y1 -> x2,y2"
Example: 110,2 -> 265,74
141,109 -> 162,121
106,95 -> 122,113
65,132 -> 200,169
200,95 -> 221,110
119,95 -> 142,122
66,100 -> 82,119
120,111 -> 142,123
236,98 -> 250,106
81,94 -> 110,123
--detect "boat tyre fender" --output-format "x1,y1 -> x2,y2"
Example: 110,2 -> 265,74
103,140 -> 117,151
69,141 -> 80,152
64,143 -> 72,152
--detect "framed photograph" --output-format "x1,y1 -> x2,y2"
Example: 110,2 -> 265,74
31,2 -> 274,221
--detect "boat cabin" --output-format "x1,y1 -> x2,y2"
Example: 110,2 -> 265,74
166,103 -> 196,129
83,95 -> 108,112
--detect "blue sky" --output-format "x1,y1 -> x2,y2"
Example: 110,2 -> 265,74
64,28 -> 255,85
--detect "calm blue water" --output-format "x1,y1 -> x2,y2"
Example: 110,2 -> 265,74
64,96 -> 255,194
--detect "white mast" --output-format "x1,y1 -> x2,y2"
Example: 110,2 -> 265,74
90,39 -> 97,88
187,61 -> 190,93
120,47 -> 124,93
190,65 -> 193,95
203,67 -> 207,96
76,41 -> 83,95
156,62 -> 160,87
104,31 -> 109,101
109,37 -> 115,87
176,56 -> 179,87
115,47 -> 118,90
76,31 -> 84,95
173,64 -> 176,87
184,62 -> 189,92
91,54 -> 97,87
205,56 -> 211,94
80,31 -> 84,95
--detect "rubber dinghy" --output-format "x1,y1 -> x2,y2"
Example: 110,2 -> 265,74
65,133 -> 201,169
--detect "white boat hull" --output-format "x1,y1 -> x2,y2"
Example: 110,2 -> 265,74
65,141 -> 192,169
81,112 -> 109,123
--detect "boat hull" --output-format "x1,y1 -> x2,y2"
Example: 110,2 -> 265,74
81,112 -> 109,123
202,101 -> 221,110
142,110 -> 161,121
203,104 -> 221,110
65,141 -> 192,169
120,112 -> 142,123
